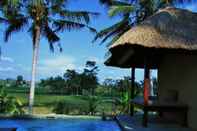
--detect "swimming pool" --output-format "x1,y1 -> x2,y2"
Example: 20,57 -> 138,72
0,118 -> 121,131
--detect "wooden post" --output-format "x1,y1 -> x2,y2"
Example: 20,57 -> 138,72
130,68 -> 135,116
143,62 -> 150,127
144,64 -> 150,105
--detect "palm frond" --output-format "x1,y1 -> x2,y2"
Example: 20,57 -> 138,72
42,24 -> 60,44
93,17 -> 129,43
28,23 -> 37,45
99,29 -> 120,44
99,0 -> 131,6
53,20 -> 87,32
0,17 -> 8,24
50,0 -> 69,15
109,5 -> 135,17
111,1 -> 132,6
4,16 -> 28,42
99,0 -> 114,5
86,26 -> 97,34
53,19 -> 97,35
94,23 -> 119,41
41,23 -> 62,52
59,10 -> 99,24
100,23 -> 130,45
106,30 -> 127,47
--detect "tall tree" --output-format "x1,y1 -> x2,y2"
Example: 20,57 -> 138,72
64,69 -> 81,95
103,78 -> 115,96
1,0 -> 97,114
83,61 -> 99,95
94,0 -> 187,46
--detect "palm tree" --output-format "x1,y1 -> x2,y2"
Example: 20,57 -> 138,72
94,0 -> 185,46
1,0 -> 97,114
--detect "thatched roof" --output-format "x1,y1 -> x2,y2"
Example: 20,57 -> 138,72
105,7 -> 197,69
111,7 -> 197,50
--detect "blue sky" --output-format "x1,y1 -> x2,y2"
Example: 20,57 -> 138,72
0,0 -> 197,82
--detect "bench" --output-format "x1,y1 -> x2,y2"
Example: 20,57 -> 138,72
131,98 -> 188,127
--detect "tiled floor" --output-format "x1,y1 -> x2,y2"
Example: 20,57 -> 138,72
116,115 -> 193,131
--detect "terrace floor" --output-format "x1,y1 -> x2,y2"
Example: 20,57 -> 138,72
116,114 -> 194,131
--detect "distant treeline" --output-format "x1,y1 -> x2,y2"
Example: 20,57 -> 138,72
0,61 -> 157,97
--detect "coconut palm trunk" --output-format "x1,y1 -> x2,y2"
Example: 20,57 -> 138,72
29,26 -> 41,114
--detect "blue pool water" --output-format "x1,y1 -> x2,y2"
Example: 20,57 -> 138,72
0,118 -> 121,131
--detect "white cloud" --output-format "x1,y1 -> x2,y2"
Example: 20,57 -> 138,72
38,55 -> 76,76
86,56 -> 104,64
76,66 -> 85,72
0,56 -> 14,63
0,67 -> 15,72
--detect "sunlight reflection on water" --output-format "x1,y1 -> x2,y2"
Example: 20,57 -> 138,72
0,118 -> 121,131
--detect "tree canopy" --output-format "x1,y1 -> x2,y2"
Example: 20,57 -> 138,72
0,0 -> 98,51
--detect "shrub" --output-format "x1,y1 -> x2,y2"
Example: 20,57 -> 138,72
52,100 -> 88,115
87,96 -> 98,115
53,101 -> 70,114
0,86 -> 24,115
95,86 -> 108,96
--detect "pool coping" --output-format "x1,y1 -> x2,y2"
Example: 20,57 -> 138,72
115,116 -> 125,131
0,114 -> 101,120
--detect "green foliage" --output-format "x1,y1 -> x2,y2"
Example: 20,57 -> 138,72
119,92 -> 129,113
5,84 -> 142,115
93,16 -> 130,46
109,5 -> 134,17
98,98 -> 120,116
95,86 -> 109,96
0,74 -> 144,115
40,76 -> 66,94
99,92 -> 131,114
52,101 -> 70,114
82,61 -> 99,95
0,86 -> 24,115
52,99 -> 89,115
64,70 -> 81,95
87,96 -> 99,115
33,61 -> 99,96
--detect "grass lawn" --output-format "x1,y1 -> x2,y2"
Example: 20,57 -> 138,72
7,92 -> 120,115
9,93 -> 87,106
8,92 -> 89,114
